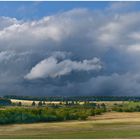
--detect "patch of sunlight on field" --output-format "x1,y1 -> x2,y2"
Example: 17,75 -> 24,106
90,112 -> 140,120
88,112 -> 140,124
11,99 -> 61,106
11,99 -> 126,106
11,99 -> 39,106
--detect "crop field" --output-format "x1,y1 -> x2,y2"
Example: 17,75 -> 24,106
11,99 -> 61,106
11,99 -> 125,106
1,112 -> 140,138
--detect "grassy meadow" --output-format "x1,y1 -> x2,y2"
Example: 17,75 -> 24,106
0,112 -> 140,138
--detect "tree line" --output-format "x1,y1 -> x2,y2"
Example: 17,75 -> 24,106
4,95 -> 140,101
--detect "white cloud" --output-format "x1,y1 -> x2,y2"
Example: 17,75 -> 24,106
25,57 -> 102,80
0,51 -> 15,61
0,16 -> 19,29
129,32 -> 140,40
127,44 -> 140,52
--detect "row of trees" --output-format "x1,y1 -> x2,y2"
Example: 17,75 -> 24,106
0,106 -> 106,124
15,101 -> 46,107
5,95 -> 140,102
14,101 -> 107,110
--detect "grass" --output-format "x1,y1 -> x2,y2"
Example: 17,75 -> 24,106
1,112 -> 140,138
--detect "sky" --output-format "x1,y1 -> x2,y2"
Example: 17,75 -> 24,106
1,1 -> 140,96
0,1 -> 109,19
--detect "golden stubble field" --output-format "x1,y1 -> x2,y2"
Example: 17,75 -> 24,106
11,99 -> 61,106
11,99 -> 125,106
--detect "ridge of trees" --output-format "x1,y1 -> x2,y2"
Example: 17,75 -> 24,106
4,95 -> 140,101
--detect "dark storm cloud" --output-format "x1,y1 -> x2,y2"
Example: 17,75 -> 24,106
1,2 -> 140,96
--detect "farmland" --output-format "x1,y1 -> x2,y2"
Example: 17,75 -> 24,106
10,98 -> 124,106
11,99 -> 61,106
1,96 -> 140,138
0,112 -> 140,138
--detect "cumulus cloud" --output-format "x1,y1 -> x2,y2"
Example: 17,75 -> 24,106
0,2 -> 140,96
25,57 -> 102,79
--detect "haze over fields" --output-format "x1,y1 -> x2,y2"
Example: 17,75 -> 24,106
0,2 -> 140,96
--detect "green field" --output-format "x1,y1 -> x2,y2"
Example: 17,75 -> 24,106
1,112 -> 140,139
